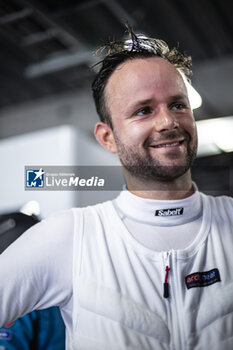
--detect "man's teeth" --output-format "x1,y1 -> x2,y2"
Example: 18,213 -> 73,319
153,142 -> 180,148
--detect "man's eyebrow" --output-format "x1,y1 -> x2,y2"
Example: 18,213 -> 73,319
169,94 -> 189,102
128,98 -> 154,111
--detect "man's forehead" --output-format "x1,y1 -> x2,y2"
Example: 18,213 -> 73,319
105,56 -> 186,99
114,55 -> 179,75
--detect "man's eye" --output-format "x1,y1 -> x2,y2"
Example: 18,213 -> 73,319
171,103 -> 186,110
135,106 -> 152,116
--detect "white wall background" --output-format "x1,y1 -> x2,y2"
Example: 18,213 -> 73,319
0,91 -> 121,218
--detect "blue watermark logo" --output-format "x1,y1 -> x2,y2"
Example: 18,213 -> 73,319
26,168 -> 45,188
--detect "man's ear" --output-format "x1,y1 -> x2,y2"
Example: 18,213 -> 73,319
94,122 -> 117,154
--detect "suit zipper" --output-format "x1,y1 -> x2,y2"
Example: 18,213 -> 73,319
163,251 -> 171,298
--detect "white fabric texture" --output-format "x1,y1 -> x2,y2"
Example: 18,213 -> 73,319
0,192 -> 233,350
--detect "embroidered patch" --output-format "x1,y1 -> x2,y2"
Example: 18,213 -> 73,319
0,329 -> 12,340
185,268 -> 221,290
155,208 -> 183,216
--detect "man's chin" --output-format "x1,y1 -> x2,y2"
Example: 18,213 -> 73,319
124,164 -> 190,182
124,165 -> 192,191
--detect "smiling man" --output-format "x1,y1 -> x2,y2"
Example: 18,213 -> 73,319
94,55 -> 197,196
0,27 -> 233,350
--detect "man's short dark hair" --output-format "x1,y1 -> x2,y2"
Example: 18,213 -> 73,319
92,26 -> 192,129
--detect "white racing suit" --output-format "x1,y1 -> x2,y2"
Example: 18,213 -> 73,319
72,193 -> 233,349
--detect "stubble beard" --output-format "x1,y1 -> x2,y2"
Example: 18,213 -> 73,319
113,131 -> 197,184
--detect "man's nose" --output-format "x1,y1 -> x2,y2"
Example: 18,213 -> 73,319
154,108 -> 179,132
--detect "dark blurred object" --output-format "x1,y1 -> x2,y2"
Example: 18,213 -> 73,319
192,152 -> 233,197
0,211 -> 39,254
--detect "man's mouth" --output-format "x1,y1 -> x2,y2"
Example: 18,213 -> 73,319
150,140 -> 184,148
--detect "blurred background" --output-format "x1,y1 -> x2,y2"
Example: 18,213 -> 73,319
0,0 -> 232,217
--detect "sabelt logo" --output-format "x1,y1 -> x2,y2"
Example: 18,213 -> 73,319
155,208 -> 184,216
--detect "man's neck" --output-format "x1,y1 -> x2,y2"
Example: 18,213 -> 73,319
125,170 -> 194,200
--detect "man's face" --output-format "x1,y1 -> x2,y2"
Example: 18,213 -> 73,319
104,56 -> 198,182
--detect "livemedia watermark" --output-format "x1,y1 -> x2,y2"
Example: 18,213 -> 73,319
24,165 -> 232,194
25,166 -> 124,191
